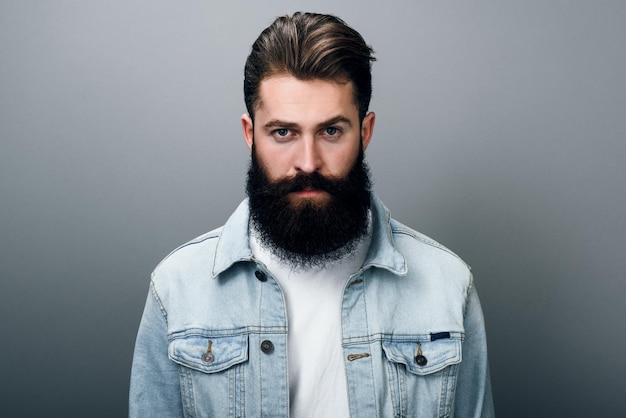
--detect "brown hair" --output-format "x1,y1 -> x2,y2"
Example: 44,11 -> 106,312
243,12 -> 375,121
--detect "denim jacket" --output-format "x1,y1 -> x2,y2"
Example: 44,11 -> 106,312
130,195 -> 494,417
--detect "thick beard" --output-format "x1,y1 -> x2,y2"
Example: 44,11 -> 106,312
246,144 -> 372,270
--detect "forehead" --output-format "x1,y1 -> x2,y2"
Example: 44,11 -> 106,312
255,75 -> 357,120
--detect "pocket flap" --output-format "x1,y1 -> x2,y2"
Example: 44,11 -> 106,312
382,338 -> 462,375
169,334 -> 248,373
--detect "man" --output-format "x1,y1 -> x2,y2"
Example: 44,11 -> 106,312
130,12 -> 494,417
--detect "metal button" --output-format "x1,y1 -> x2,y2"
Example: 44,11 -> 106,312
415,341 -> 427,366
414,355 -> 427,366
260,340 -> 274,354
255,270 -> 267,282
202,339 -> 215,363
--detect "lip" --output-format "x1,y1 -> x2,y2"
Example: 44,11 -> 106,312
293,188 -> 325,198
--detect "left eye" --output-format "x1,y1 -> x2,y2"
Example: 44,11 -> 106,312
325,127 -> 338,136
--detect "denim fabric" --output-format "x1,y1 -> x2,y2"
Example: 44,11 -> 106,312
130,195 -> 494,417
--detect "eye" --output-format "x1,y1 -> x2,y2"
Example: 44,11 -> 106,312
321,126 -> 342,139
325,127 -> 338,136
271,128 -> 293,141
322,126 -> 343,139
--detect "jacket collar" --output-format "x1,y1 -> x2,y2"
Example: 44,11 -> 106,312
211,194 -> 407,278
362,194 -> 408,276
211,199 -> 254,278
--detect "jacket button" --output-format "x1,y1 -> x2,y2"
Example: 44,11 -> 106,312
260,340 -> 274,354
415,355 -> 428,366
202,352 -> 215,363
255,270 -> 267,282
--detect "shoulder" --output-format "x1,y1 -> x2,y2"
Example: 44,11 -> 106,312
161,227 -> 222,263
149,200 -> 251,292
368,194 -> 471,278
388,217 -> 472,283
152,226 -> 224,280
390,218 -> 469,267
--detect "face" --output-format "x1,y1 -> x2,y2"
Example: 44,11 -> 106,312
242,75 -> 375,206
242,75 -> 376,268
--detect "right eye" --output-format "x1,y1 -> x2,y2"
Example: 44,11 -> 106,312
271,128 -> 294,142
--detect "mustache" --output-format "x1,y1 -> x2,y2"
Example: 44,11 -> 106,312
246,142 -> 371,205
252,171 -> 351,198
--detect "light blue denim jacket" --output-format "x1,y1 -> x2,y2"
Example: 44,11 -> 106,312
130,195 -> 494,417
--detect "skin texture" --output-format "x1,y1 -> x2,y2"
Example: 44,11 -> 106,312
241,75 -> 375,205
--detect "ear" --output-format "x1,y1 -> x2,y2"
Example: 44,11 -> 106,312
360,112 -> 375,151
241,113 -> 254,151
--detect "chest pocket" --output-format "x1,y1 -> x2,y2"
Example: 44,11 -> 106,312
382,337 -> 462,418
168,333 -> 248,418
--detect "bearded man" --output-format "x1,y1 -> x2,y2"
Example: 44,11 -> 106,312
130,12 -> 494,418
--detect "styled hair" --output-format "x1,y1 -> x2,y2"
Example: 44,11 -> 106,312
243,12 -> 375,121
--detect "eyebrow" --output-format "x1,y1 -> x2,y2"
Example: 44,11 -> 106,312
263,120 -> 299,129
320,116 -> 352,128
262,116 -> 352,130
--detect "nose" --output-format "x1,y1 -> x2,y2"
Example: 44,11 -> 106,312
295,138 -> 322,174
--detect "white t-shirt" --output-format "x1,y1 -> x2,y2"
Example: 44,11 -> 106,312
250,226 -> 371,418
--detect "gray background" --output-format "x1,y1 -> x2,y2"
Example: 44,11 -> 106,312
1,1 -> 624,417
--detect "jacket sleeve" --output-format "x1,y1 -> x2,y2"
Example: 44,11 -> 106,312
453,280 -> 495,417
129,281 -> 184,417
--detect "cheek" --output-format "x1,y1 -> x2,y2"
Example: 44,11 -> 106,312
327,146 -> 360,176
255,148 -> 290,179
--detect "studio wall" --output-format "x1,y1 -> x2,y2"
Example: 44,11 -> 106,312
1,1 -> 625,416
